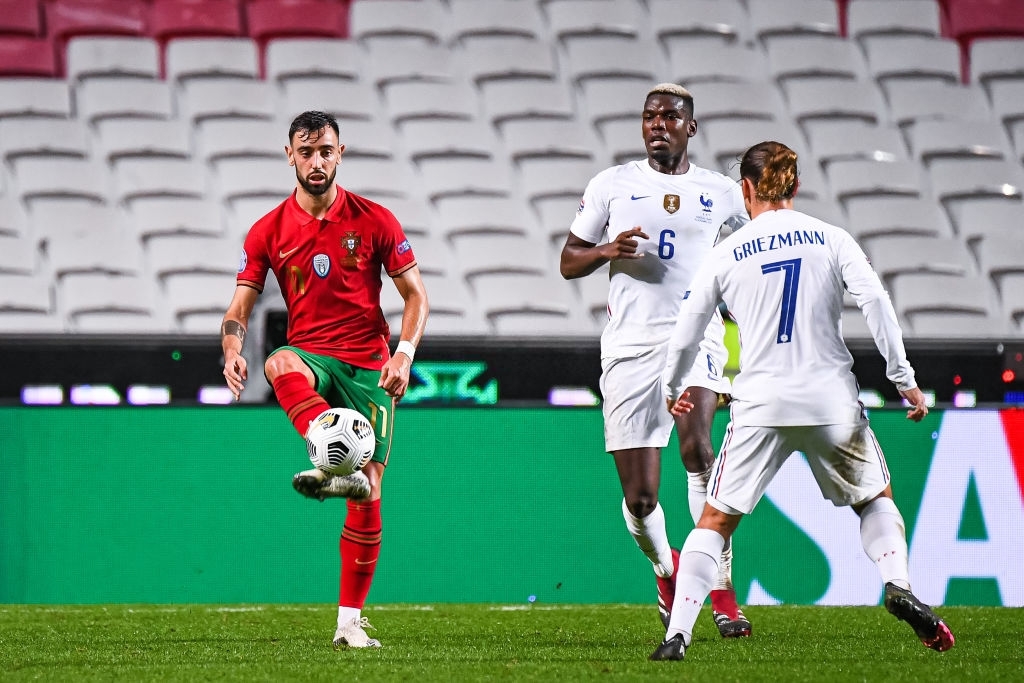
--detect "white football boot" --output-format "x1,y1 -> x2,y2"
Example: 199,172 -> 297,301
333,616 -> 381,648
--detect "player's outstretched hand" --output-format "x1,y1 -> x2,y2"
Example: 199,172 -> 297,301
605,226 -> 648,260
379,353 -> 412,400
666,391 -> 694,416
899,387 -> 929,422
222,349 -> 247,401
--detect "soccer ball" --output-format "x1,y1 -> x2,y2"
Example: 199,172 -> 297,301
305,408 -> 375,476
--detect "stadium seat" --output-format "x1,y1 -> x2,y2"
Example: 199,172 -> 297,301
348,0 -> 447,49
928,158 -> 1024,209
0,37 -> 58,77
458,37 -> 559,88
598,118 -> 646,166
974,231 -> 1024,287
264,38 -> 363,84
0,0 -> 42,38
195,119 -> 283,164
804,120 -> 909,172
126,197 -> 225,242
792,195 -> 847,227
534,195 -> 583,246
333,157 -> 414,200
416,157 -> 513,203
951,197 -> 1023,243
747,0 -> 840,47
479,77 -> 576,131
334,118 -> 397,160
0,273 -> 59,332
862,36 -> 962,89
945,0 -> 1024,84
94,118 -> 191,164
840,308 -> 873,340
845,0 -> 943,46
845,196 -> 955,245
367,43 -> 456,91
14,158 -> 108,207
163,271 -> 235,334
700,118 -> 810,174
245,0 -> 349,48
381,272 -> 489,335
27,200 -> 121,247
380,195 -> 435,238
518,157 -> 602,209
887,272 -> 1000,334
542,0 -> 645,46
74,78 -> 173,123
281,78 -> 379,122
165,37 -> 259,83
826,159 -> 924,207
148,0 -> 245,43
48,232 -> 144,279
501,119 -> 598,165
65,36 -> 160,82
0,78 -> 70,120
446,0 -> 546,47
665,42 -> 769,86
59,272 -> 169,333
884,81 -> 994,131
575,263 -> 610,331
765,35 -> 869,86
433,195 -> 533,241
648,0 -> 752,51
0,196 -> 28,239
689,81 -> 789,123
969,38 -> 1024,95
43,0 -> 147,77
400,119 -> 498,165
999,273 -> 1024,333
783,79 -> 888,129
147,234 -> 239,280
383,81 -> 479,127
578,77 -> 654,131
227,196 -> 282,237
0,233 -> 37,275
471,272 -> 589,337
562,35 -> 662,88
864,236 -> 978,286
907,119 -> 1013,166
178,79 -> 276,124
214,158 -> 294,204
114,158 -> 207,206
0,118 -> 90,162
391,233 -> 456,278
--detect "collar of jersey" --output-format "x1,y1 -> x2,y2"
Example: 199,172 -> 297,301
285,187 -> 347,226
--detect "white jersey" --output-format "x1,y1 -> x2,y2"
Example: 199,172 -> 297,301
570,160 -> 747,358
662,208 -> 916,426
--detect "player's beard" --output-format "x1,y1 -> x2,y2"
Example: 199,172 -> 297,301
297,167 -> 336,196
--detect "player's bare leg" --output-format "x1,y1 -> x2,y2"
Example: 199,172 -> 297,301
675,387 -> 751,638
613,446 -> 676,626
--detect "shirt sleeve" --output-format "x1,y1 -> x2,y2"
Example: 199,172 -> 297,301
237,219 -> 270,293
568,167 -> 613,244
662,259 -> 722,401
718,180 -> 750,240
838,230 -> 917,392
378,207 -> 417,276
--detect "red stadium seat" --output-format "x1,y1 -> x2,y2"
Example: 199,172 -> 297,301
0,36 -> 58,77
43,0 -> 147,77
0,0 -> 42,37
147,0 -> 245,43
944,0 -> 1024,82
245,0 -> 349,76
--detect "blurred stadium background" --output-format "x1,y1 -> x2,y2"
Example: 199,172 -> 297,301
0,0 -> 1022,608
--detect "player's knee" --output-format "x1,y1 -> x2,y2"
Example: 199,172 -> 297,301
624,494 -> 657,519
679,440 -> 715,472
264,350 -> 300,380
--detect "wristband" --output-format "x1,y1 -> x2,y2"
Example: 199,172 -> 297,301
395,340 -> 416,361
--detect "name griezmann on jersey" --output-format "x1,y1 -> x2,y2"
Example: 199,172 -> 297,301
732,229 -> 826,261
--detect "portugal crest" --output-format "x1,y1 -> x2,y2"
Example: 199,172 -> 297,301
313,253 -> 331,277
663,194 -> 680,214
340,231 -> 361,266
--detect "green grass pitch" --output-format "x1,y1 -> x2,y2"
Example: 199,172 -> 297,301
1,603 -> 1020,682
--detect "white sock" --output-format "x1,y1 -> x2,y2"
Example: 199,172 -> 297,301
338,606 -> 360,627
686,466 -> 713,526
667,528 -> 725,645
622,499 -> 674,578
860,496 -> 911,590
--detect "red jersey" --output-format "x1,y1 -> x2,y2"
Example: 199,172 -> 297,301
238,188 -> 416,370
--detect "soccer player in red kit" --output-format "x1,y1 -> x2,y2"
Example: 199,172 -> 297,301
221,110 -> 429,648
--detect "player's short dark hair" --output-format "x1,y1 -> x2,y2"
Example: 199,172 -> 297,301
288,111 -> 340,145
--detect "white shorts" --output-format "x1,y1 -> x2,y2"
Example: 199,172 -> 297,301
600,324 -> 730,452
707,416 -> 891,514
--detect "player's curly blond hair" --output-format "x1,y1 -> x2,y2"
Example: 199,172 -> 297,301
740,141 -> 799,202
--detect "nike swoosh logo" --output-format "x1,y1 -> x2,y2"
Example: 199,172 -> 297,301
354,558 -> 377,565
630,194 -> 650,200
278,246 -> 300,259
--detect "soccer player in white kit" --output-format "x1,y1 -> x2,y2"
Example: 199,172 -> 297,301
650,140 -> 955,661
559,83 -> 752,637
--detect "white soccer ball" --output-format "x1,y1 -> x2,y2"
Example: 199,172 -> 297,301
305,408 -> 375,477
